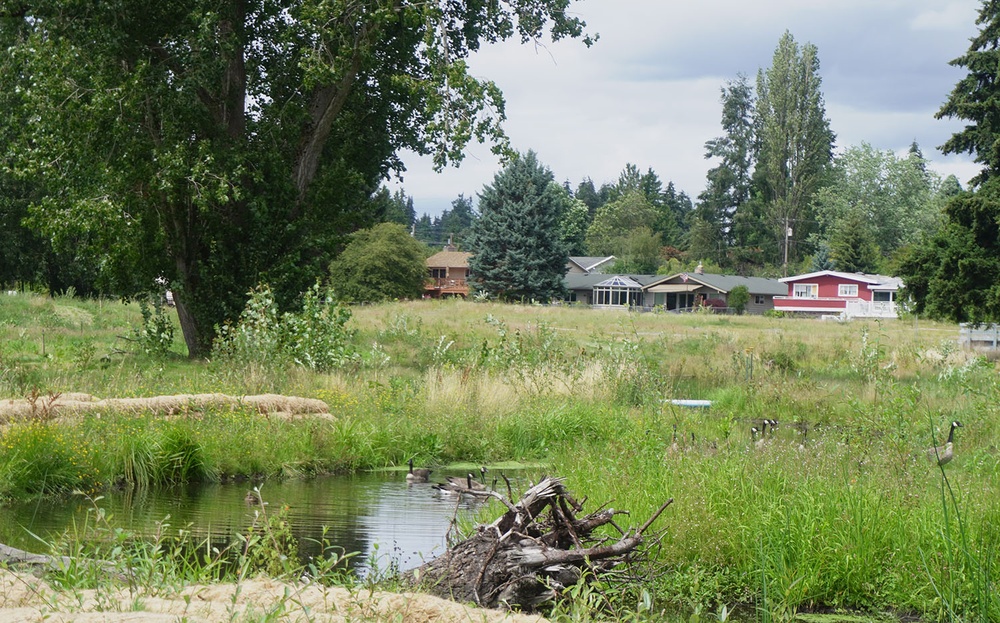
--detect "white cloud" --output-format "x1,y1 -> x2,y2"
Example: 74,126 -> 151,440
392,0 -> 983,217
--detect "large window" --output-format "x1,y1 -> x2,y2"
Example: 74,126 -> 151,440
592,276 -> 643,307
873,291 -> 895,302
838,284 -> 858,297
793,283 -> 818,298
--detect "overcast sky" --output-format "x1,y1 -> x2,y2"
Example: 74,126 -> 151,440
390,0 -> 982,218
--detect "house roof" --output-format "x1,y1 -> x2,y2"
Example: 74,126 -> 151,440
564,273 -> 662,291
426,251 -> 472,269
646,272 -> 786,296
568,256 -> 616,273
779,270 -> 903,290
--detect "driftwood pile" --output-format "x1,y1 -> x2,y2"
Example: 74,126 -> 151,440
404,476 -> 672,612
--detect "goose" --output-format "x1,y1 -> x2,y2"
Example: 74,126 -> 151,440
434,473 -> 485,494
245,489 -> 267,506
668,424 -> 680,454
927,421 -> 963,466
406,458 -> 432,483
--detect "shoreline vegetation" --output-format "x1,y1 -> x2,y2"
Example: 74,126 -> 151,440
1,292 -> 998,622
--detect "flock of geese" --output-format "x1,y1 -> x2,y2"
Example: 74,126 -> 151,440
667,418 -> 965,466
249,421 -> 966,506
406,458 -> 497,494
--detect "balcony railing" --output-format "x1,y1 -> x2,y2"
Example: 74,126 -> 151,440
426,278 -> 468,290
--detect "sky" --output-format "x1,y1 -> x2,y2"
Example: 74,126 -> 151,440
389,0 -> 983,219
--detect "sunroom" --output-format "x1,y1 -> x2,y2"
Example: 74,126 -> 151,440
592,276 -> 644,307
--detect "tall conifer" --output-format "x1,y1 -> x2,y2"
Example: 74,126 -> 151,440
469,152 -> 568,302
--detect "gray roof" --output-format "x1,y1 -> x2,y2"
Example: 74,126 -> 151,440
649,273 -> 786,296
566,272 -> 785,296
568,256 -> 616,273
564,273 -> 662,291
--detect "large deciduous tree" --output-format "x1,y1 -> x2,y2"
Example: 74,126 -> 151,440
812,143 -> 942,267
754,31 -> 835,270
328,222 -> 429,303
468,151 -> 568,302
0,1 -> 592,356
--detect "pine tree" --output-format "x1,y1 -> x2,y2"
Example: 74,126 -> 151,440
468,152 -> 569,302
937,0 -> 1000,186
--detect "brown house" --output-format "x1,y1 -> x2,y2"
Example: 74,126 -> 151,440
425,250 -> 472,298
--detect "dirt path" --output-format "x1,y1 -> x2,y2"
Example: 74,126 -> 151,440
0,570 -> 549,622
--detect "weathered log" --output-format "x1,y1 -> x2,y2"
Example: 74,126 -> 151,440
403,476 -> 671,612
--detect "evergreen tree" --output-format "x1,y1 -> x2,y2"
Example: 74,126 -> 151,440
698,73 -> 756,258
574,178 -> 602,220
437,194 -> 478,247
828,212 -> 881,273
937,1 -> 1000,187
468,151 -> 568,302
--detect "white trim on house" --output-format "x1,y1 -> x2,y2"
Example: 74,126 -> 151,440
793,283 -> 819,298
838,284 -> 859,297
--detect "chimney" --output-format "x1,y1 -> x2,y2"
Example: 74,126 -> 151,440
695,262 -> 704,275
443,234 -> 457,252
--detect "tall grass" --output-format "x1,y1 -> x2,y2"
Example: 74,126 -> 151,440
2,294 -> 998,620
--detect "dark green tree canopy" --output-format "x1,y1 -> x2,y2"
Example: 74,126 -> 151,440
468,151 -> 568,302
1,0 -> 592,356
937,0 -> 1000,187
328,222 -> 429,303
899,178 -> 1000,323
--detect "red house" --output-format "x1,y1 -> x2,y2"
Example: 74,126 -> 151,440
772,270 -> 902,318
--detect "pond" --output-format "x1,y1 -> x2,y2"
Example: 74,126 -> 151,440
0,470 -> 511,576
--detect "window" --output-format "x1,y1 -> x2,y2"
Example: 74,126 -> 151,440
838,284 -> 858,297
793,283 -> 818,298
873,291 -> 895,302
430,268 -> 446,279
754,294 -> 766,305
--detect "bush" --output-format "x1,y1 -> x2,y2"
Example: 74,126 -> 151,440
213,283 -> 357,374
728,285 -> 750,315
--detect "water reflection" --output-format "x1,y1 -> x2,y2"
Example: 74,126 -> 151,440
0,471 -> 495,575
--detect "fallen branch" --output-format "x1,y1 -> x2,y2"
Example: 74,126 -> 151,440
403,476 -> 671,611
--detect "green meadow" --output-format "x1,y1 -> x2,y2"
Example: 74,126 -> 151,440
1,291 -> 998,622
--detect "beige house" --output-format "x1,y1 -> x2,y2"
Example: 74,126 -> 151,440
425,250 -> 472,298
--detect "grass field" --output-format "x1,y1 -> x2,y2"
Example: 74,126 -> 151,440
1,291 -> 997,622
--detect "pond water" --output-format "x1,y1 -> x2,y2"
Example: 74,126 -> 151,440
0,470 -> 508,575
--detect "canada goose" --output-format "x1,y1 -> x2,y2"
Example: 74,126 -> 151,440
668,424 -> 680,454
245,490 -> 267,506
406,458 -> 432,483
927,421 -> 963,466
752,425 -> 767,450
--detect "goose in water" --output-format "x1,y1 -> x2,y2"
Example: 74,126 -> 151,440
406,458 -> 432,483
927,421 -> 963,466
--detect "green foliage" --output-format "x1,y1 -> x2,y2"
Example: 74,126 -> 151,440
812,143 -> 943,265
753,31 -> 834,266
937,1 -> 1000,186
899,178 -> 1000,323
4,0 -> 594,357
728,285 -> 750,314
130,297 -> 177,358
827,212 -> 882,274
586,191 -> 659,256
213,283 -> 357,379
469,152 -> 569,302
329,222 -> 429,303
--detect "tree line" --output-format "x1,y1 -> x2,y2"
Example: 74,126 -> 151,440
2,3 -> 998,356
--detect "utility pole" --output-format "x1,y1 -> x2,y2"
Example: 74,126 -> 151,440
782,218 -> 791,277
